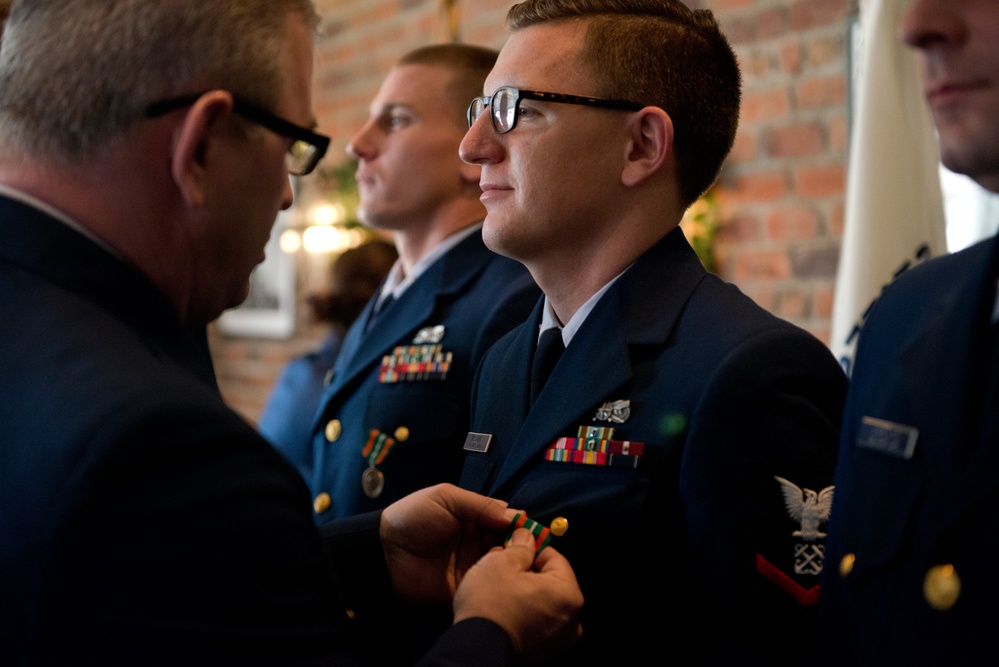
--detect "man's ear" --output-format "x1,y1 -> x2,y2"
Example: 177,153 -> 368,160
621,107 -> 673,188
170,91 -> 235,208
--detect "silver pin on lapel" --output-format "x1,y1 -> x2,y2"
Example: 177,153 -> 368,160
594,399 -> 631,423
414,325 -> 445,344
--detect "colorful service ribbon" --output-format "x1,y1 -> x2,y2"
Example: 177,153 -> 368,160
543,425 -> 645,468
379,345 -> 452,383
504,512 -> 553,557
362,429 -> 396,466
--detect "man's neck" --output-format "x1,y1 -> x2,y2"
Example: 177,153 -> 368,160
533,185 -> 686,321
536,262 -> 629,325
0,141 -> 196,324
534,224 -> 678,324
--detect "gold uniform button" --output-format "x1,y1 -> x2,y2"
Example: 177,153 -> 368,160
550,517 -> 568,537
313,492 -> 331,514
924,564 -> 961,611
325,419 -> 342,442
839,553 -> 856,578
394,426 -> 410,442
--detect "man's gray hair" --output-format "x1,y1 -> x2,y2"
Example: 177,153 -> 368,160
0,0 -> 318,161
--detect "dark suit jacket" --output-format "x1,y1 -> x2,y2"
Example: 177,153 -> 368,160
821,233 -> 999,665
461,228 -> 846,665
301,230 -> 539,521
0,195 -> 514,666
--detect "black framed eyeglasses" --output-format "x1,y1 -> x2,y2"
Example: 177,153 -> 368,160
467,86 -> 645,135
146,92 -> 331,176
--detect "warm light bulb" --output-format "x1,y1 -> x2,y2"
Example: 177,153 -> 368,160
308,202 -> 345,227
303,225 -> 350,254
279,228 -> 302,253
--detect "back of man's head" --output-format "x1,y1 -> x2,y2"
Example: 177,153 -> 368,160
397,43 -> 498,129
506,0 -> 740,208
0,1 -> 10,40
0,0 -> 318,163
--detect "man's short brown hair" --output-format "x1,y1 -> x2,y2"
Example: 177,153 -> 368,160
397,43 -> 498,128
508,0 -> 741,208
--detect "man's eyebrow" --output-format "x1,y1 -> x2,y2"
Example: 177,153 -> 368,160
371,102 -> 414,115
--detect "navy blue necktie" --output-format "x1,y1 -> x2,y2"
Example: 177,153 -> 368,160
365,294 -> 394,333
531,327 -> 564,404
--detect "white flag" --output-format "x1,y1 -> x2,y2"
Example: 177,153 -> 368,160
831,0 -> 947,375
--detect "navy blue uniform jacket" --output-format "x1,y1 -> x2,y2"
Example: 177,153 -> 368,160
0,195 -> 515,666
461,228 -> 847,665
302,230 -> 539,521
821,233 -> 999,665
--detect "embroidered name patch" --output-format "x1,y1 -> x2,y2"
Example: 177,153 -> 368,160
379,345 -> 453,383
857,416 -> 919,460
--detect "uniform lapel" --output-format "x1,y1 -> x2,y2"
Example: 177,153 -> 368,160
331,297 -> 378,380
488,290 -> 633,493
906,234 -> 999,545
487,227 -> 707,494
328,275 -> 438,392
327,231 -> 490,395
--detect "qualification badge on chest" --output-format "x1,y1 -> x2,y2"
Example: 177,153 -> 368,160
594,399 -> 631,423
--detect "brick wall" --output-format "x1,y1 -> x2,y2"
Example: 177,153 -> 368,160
711,0 -> 853,340
212,0 -> 856,423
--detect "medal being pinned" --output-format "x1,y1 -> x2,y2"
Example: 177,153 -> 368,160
503,512 -> 569,557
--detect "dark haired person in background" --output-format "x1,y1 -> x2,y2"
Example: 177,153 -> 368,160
259,238 -> 398,472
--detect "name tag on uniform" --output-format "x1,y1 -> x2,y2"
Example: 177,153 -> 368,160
463,432 -> 492,453
857,416 -> 918,460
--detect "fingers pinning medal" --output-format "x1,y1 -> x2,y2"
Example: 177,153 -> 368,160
504,512 -> 568,557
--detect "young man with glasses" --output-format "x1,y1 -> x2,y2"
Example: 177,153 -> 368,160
458,0 -> 847,663
293,44 -> 539,527
0,1 -> 582,663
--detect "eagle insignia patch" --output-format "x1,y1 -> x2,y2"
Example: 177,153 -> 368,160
747,464 -> 834,606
